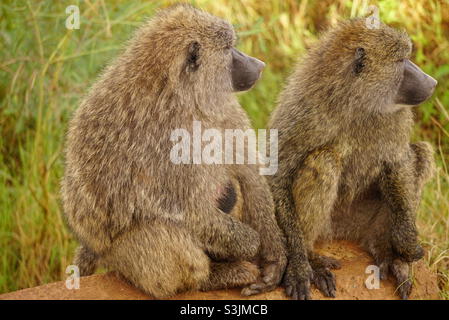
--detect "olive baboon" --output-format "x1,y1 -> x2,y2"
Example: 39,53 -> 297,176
269,19 -> 436,300
62,4 -> 286,298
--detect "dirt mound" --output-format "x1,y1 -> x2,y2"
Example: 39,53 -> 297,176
0,241 -> 439,300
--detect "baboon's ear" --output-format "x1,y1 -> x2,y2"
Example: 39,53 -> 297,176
353,47 -> 366,75
186,41 -> 200,72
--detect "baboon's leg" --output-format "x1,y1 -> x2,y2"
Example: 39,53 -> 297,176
378,142 -> 432,299
185,205 -> 261,262
101,219 -> 210,299
201,261 -> 259,292
292,149 -> 342,252
270,147 -> 342,300
357,201 -> 413,300
283,148 -> 342,299
380,141 -> 434,263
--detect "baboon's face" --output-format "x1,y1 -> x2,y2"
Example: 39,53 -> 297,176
352,45 -> 437,110
185,41 -> 265,93
141,5 -> 265,96
139,4 -> 265,96
345,22 -> 437,112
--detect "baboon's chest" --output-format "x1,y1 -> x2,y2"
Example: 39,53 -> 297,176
340,154 -> 382,195
337,130 -> 406,196
336,143 -> 386,202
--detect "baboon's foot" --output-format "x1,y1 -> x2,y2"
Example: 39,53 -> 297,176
375,253 -> 413,300
241,258 -> 286,296
202,261 -> 259,292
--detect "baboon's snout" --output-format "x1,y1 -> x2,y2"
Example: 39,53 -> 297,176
395,59 -> 438,106
231,48 -> 265,92
424,74 -> 438,97
252,57 -> 266,74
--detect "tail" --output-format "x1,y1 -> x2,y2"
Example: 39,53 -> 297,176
74,245 -> 98,276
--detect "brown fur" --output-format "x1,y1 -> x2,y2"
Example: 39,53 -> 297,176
61,4 -> 286,299
268,19 -> 434,299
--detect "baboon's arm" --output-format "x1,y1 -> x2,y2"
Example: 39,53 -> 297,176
235,165 -> 287,295
237,165 -> 286,263
185,207 -> 261,262
292,148 -> 342,245
271,161 -> 312,300
273,148 -> 341,299
275,148 -> 342,257
380,160 -> 424,262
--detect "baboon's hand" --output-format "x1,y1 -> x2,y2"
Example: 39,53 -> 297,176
378,256 -> 413,300
241,254 -> 287,296
282,259 -> 313,300
400,243 -> 424,263
390,259 -> 413,300
311,268 -> 337,298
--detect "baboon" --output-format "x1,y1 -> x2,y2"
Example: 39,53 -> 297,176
268,19 -> 436,300
61,4 -> 286,298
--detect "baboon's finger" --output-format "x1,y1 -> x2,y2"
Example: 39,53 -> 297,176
390,259 -> 413,300
312,268 -> 336,298
260,262 -> 284,286
241,281 -> 275,296
379,261 -> 390,280
297,281 -> 311,300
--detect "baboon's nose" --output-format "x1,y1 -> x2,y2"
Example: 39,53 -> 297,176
255,59 -> 266,73
429,76 -> 438,89
426,75 -> 438,96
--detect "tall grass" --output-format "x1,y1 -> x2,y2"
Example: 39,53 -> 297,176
1,0 -> 448,297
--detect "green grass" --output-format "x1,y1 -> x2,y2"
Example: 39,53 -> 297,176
1,0 -> 448,297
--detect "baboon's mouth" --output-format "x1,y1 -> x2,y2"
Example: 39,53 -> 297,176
409,94 -> 434,106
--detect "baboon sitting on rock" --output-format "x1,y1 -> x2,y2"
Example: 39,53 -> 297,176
62,4 -> 286,298
269,19 -> 436,300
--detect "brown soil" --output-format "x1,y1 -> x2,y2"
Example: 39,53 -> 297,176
0,240 -> 440,300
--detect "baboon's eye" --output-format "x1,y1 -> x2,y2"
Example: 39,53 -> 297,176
353,47 -> 366,75
186,41 -> 201,72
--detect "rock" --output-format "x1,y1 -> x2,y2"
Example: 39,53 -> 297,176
0,241 -> 440,300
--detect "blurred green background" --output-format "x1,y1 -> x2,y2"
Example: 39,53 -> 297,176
0,0 -> 448,297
